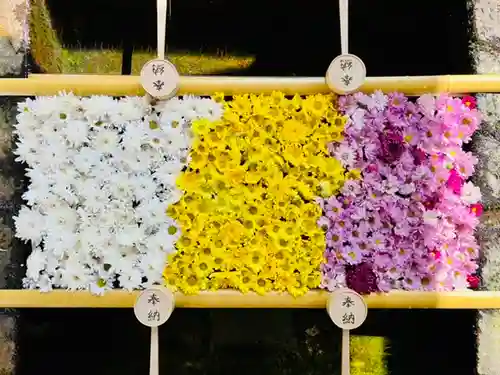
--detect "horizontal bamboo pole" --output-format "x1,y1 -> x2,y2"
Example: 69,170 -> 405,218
0,290 -> 499,309
2,74 -> 500,96
0,25 -> 8,37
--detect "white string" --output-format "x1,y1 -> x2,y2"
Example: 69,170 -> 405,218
339,0 -> 348,55
341,329 -> 350,375
157,0 -> 168,60
150,327 -> 159,375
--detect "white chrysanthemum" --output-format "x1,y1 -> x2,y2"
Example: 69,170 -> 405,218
60,256 -> 90,290
23,96 -> 65,119
14,94 -> 223,293
25,247 -> 47,280
61,119 -> 90,146
92,128 -> 120,154
14,207 -> 46,244
122,123 -> 148,151
80,96 -> 121,122
461,181 -> 482,204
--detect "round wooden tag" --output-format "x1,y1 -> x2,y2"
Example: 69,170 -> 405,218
134,287 -> 175,327
140,59 -> 180,99
327,288 -> 367,330
326,54 -> 366,94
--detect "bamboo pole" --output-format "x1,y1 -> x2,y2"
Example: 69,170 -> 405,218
1,290 -> 500,309
0,25 -> 8,37
2,74 -> 500,96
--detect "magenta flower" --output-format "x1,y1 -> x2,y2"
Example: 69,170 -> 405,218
346,263 -> 379,294
412,148 -> 427,165
461,95 -> 477,110
467,274 -> 480,289
379,130 -> 405,163
447,169 -> 464,194
470,203 -> 483,217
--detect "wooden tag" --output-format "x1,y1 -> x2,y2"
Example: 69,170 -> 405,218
140,58 -> 180,100
326,54 -> 366,94
326,288 -> 367,330
134,287 -> 175,327
327,288 -> 367,375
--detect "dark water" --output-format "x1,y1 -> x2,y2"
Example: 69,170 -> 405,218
16,308 -> 476,375
15,0 -> 477,374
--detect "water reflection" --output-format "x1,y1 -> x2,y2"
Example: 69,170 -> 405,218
16,308 -> 476,375
34,0 -> 471,76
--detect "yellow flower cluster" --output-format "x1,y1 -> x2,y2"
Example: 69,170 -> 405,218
164,92 -> 348,296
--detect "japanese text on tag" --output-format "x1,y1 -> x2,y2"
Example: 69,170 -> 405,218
341,74 -> 353,87
152,64 -> 165,76
153,80 -> 165,91
340,59 -> 353,72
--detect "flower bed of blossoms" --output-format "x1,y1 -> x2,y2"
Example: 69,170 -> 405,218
13,91 -> 482,296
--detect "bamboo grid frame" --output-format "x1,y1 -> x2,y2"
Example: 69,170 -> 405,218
1,73 -> 500,308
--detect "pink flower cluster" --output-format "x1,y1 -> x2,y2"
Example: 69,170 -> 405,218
319,92 -> 482,294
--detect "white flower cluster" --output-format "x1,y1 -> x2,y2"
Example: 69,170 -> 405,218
13,93 -> 223,293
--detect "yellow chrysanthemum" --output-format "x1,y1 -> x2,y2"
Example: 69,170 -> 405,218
164,92 -> 349,296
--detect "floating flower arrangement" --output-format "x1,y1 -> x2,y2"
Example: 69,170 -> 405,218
13,91 -> 482,296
